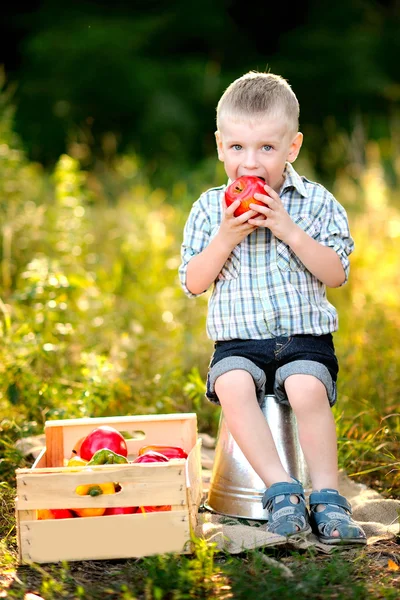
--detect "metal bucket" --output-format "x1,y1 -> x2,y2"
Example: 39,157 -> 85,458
204,394 -> 311,520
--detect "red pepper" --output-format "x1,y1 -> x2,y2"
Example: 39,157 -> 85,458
133,451 -> 169,463
138,445 -> 188,459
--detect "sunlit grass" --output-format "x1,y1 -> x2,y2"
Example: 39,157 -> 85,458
328,143 -> 400,496
1,92 -> 400,598
0,108 -> 399,482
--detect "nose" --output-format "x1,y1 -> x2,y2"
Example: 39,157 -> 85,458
242,150 -> 258,170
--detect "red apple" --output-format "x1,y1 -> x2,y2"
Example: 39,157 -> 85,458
104,506 -> 137,515
133,451 -> 169,464
138,445 -> 188,459
225,175 -> 268,217
79,426 -> 128,461
37,508 -> 74,519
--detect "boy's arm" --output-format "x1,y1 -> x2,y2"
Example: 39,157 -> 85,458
285,230 -> 345,287
182,196 -> 258,296
249,184 -> 353,288
185,235 -> 236,295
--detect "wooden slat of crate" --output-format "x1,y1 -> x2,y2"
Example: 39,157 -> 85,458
44,413 -> 198,467
16,462 -> 187,510
19,510 -> 191,563
186,439 -> 203,530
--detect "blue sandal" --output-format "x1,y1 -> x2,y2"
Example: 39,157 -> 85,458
309,489 -> 367,545
262,480 -> 311,537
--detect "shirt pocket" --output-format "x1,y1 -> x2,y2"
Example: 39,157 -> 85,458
276,216 -> 320,272
219,245 -> 241,280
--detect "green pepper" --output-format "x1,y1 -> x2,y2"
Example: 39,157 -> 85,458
87,448 -> 129,465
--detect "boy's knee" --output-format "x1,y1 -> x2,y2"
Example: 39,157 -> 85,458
285,373 -> 326,395
285,374 -> 328,410
206,356 -> 266,404
215,369 -> 254,393
274,360 -> 336,408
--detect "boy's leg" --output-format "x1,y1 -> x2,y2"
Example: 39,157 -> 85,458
209,340 -> 310,536
215,368 -> 291,487
284,373 -> 338,490
283,372 -> 366,543
213,365 -> 311,536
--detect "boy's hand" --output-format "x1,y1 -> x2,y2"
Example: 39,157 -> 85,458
248,184 -> 297,244
217,198 -> 259,250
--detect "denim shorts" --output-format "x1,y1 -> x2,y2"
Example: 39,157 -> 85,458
206,334 -> 339,407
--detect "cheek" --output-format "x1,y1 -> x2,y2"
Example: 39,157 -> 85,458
225,151 -> 239,163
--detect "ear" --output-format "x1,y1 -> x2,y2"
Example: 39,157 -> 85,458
215,130 -> 225,162
287,132 -> 303,163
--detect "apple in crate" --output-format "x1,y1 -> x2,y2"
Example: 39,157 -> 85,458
137,445 -> 187,459
37,509 -> 74,519
225,175 -> 268,217
133,451 -> 169,464
104,506 -> 137,515
79,426 -> 128,461
133,451 -> 171,512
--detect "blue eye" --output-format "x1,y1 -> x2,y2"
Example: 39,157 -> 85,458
263,145 -> 272,151
232,144 -> 242,151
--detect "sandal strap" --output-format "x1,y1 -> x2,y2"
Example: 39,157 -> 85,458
309,507 -> 366,542
261,479 -> 310,536
309,489 -> 352,513
262,480 -> 305,509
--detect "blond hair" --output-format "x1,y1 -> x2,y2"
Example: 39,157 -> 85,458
216,71 -> 299,132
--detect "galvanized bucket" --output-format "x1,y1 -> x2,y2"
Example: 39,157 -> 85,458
204,394 -> 311,520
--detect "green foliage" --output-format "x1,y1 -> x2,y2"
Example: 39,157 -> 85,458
3,542 -> 398,599
142,537 -> 221,599
1,80 -> 400,496
328,151 -> 400,494
222,549 -> 368,599
0,91 -> 216,450
6,0 -> 400,188
0,81 -> 399,598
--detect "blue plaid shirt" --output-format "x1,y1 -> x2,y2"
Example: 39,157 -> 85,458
179,163 -> 354,341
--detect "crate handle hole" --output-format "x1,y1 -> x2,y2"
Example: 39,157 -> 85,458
121,429 -> 146,441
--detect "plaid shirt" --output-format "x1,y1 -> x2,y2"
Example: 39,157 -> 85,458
179,163 -> 354,341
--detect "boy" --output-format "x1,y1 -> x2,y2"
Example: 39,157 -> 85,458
179,71 -> 366,544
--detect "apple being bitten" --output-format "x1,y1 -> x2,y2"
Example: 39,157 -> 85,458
225,175 -> 268,217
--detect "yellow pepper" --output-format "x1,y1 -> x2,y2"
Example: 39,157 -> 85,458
73,482 -> 115,517
67,456 -> 88,468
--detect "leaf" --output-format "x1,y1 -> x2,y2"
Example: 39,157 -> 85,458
387,559 -> 399,571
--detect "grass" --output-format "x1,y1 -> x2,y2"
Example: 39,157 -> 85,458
0,89 -> 400,597
1,536 -> 399,598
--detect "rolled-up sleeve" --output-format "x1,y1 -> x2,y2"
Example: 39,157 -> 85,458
179,196 -> 212,297
319,194 -> 355,285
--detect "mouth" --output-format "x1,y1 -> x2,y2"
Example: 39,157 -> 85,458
240,174 -> 266,181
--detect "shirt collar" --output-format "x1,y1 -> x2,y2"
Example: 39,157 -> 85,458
226,163 -> 308,198
280,163 -> 308,198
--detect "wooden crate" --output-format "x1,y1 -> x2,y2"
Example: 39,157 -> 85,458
16,413 -> 203,563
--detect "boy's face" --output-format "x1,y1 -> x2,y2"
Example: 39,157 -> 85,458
215,113 -> 303,193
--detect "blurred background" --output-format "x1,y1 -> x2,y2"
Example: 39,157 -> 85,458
0,0 -> 399,494
2,0 -> 400,184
